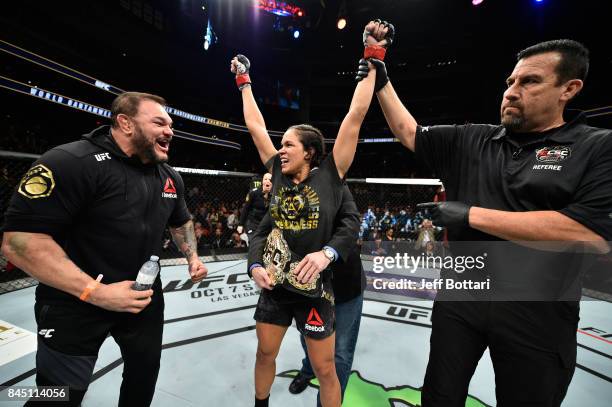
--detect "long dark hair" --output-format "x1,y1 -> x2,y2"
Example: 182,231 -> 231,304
288,124 -> 326,168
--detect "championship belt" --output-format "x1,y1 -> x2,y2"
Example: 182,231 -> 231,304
262,228 -> 323,298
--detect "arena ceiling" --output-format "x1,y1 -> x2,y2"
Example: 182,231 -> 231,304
1,0 -> 610,135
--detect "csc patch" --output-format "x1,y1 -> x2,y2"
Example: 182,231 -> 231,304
18,164 -> 55,199
535,146 -> 571,163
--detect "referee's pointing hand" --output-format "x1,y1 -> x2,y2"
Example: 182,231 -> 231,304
416,201 -> 471,228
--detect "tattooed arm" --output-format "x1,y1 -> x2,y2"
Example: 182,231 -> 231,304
1,232 -> 154,313
169,220 -> 208,282
169,220 -> 198,261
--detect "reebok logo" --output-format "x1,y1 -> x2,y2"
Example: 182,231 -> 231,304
164,178 -> 177,193
162,177 -> 177,199
304,308 -> 325,332
38,329 -> 55,338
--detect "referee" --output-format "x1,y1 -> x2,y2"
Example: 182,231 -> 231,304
361,22 -> 611,407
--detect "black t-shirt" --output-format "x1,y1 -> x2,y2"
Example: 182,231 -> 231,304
415,114 -> 612,241
248,153 -> 359,301
3,127 -> 191,302
415,114 -> 612,302
248,177 -> 363,302
267,153 -> 344,259
240,188 -> 270,232
333,245 -> 366,303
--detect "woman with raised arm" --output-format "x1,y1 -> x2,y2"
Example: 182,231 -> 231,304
231,21 -> 392,407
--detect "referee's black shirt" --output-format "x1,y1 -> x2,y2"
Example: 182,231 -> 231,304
416,113 -> 612,242
415,113 -> 612,301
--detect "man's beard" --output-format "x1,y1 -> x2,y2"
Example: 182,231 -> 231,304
132,125 -> 166,163
501,109 -> 525,132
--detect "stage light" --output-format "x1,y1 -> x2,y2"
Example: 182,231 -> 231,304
256,1 -> 305,18
337,0 -> 348,30
203,18 -> 217,51
472,0 -> 484,5
293,29 -> 300,39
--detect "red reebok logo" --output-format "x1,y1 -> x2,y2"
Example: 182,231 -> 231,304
163,178 -> 177,193
162,177 -> 177,199
306,308 -> 323,326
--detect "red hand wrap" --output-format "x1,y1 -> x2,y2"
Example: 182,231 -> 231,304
236,74 -> 251,89
364,46 -> 386,61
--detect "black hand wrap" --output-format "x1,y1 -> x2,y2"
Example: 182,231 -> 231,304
416,202 -> 471,229
355,58 -> 389,93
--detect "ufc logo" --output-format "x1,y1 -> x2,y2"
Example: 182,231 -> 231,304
38,329 -> 55,338
94,153 -> 111,162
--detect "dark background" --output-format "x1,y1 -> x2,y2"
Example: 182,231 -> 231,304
1,0 -> 610,177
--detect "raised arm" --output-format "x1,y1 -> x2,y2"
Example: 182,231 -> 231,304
333,60 -> 376,179
358,20 -> 418,151
377,80 -> 418,151
231,55 -> 278,166
333,20 -> 396,179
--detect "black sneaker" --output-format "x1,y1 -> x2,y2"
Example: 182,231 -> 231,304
288,372 -> 314,394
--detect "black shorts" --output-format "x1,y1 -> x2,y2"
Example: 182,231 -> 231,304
254,284 -> 335,339
33,292 -> 164,406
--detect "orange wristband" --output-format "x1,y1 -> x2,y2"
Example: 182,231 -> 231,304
79,274 -> 103,301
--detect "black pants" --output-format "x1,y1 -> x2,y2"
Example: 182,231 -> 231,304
422,301 -> 578,407
27,293 -> 164,406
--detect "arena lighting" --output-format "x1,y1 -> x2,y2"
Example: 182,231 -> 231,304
203,18 -> 217,51
256,0 -> 305,18
337,0 -> 347,30
472,0 -> 484,5
293,29 -> 300,39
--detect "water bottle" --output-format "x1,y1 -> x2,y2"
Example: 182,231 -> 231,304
132,255 -> 160,291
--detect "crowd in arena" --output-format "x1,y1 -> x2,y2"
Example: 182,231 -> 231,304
157,183 -> 443,259
358,205 -> 445,257
1,154 -> 443,261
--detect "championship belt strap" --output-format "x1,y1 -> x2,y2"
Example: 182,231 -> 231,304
262,228 -> 323,298
262,228 -> 290,286
364,45 -> 386,61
